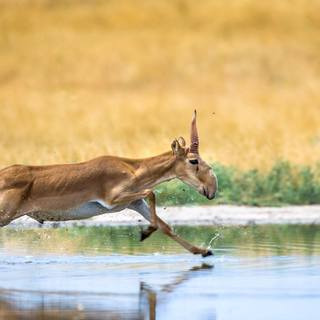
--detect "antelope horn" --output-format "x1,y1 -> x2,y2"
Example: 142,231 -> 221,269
190,110 -> 199,154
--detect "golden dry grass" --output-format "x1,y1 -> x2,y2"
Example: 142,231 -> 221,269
0,0 -> 320,169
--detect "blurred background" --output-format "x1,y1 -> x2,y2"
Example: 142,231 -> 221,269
0,0 -> 319,170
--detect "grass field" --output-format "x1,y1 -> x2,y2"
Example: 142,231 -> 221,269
0,0 -> 319,170
0,0 -> 319,205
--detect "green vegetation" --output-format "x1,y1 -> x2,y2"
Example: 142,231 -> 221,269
155,161 -> 320,206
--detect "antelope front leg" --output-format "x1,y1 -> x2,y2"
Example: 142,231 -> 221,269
146,192 -> 213,257
129,199 -> 158,241
140,192 -> 158,241
112,190 -> 212,257
110,189 -> 158,241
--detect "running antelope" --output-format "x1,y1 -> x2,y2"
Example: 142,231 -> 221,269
0,111 -> 217,256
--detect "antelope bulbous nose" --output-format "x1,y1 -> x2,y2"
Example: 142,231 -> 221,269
207,192 -> 216,200
202,187 -> 216,200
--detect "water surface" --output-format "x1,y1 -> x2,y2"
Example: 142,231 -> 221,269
0,225 -> 319,319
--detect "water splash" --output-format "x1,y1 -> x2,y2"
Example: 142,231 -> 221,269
207,233 -> 220,250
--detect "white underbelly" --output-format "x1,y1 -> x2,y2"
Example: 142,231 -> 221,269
28,201 -> 127,222
90,199 -> 116,210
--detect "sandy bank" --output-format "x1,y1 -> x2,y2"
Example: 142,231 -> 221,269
6,205 -> 320,228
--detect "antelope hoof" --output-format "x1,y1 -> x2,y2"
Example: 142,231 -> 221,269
202,249 -> 214,258
140,230 -> 150,242
140,226 -> 157,242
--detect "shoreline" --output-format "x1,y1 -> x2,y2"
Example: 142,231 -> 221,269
6,205 -> 320,228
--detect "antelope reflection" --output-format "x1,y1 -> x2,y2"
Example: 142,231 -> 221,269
0,263 -> 214,320
139,263 -> 214,320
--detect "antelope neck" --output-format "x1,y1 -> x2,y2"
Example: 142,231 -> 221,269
134,151 -> 177,189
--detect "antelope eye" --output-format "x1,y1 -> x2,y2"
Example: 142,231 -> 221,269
189,159 -> 198,165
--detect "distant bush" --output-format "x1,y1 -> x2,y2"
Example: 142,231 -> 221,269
155,161 -> 320,206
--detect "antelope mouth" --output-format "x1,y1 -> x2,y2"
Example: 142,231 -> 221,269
202,187 -> 215,200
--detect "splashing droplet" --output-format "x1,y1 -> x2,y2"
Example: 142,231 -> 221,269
207,233 -> 220,249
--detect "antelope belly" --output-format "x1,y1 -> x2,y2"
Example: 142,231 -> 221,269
29,201 -> 119,222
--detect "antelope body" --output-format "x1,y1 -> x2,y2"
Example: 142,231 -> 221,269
0,111 -> 217,256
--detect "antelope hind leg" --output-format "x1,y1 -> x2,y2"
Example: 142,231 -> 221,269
0,189 -> 26,227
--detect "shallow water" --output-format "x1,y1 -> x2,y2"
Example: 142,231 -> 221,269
0,225 -> 319,319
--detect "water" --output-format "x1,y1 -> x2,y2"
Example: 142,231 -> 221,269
0,225 -> 319,319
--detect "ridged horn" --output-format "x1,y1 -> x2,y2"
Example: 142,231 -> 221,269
190,110 -> 199,154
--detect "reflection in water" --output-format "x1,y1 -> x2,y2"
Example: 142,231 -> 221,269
0,225 -> 319,319
0,263 -> 215,320
139,263 -> 215,320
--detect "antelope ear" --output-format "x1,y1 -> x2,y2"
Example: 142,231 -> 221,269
171,139 -> 186,156
177,136 -> 186,147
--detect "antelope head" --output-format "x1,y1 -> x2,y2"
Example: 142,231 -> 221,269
171,110 -> 218,200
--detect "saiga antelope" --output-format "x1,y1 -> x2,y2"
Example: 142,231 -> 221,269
0,111 -> 217,257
